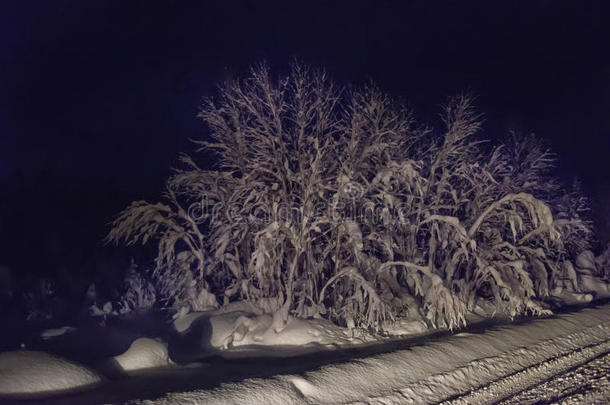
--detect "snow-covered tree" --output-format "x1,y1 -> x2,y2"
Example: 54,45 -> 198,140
108,63 -> 591,330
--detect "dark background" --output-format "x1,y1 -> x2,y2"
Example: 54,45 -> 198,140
1,1 -> 609,283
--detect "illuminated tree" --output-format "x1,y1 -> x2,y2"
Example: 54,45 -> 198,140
109,63 -> 590,330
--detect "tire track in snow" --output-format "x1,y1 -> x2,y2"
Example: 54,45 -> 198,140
499,351 -> 610,405
360,323 -> 610,404
440,337 -> 610,405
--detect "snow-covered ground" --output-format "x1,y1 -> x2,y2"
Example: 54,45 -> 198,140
111,338 -> 174,375
0,351 -> 102,399
2,272 -> 609,404
129,303 -> 610,405
172,309 -> 378,353
499,352 -> 610,405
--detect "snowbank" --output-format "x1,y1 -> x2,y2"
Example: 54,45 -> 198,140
576,250 -> 597,273
380,318 -> 428,337
134,304 -> 610,405
0,350 -> 102,398
580,273 -> 610,298
173,310 -> 375,353
112,338 -> 174,373
550,251 -> 610,302
173,311 -> 210,333
227,315 -> 369,348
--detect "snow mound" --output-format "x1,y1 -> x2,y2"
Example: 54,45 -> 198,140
112,337 -> 174,373
172,311 -> 209,333
0,350 -> 102,398
580,274 -> 610,298
203,312 -> 374,350
40,326 -> 76,340
576,250 -> 597,274
171,301 -> 262,334
551,253 -> 610,301
381,318 -> 428,336
173,310 -> 373,353
228,315 -> 363,348
551,289 -> 594,305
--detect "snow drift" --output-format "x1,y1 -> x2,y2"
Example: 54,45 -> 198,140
111,337 -> 174,374
0,350 -> 102,398
173,310 -> 375,355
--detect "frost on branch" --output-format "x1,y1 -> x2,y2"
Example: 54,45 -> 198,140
108,63 -> 591,331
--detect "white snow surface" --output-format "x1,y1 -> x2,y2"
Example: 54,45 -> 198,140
133,303 -> 610,405
576,250 -> 598,272
580,274 -> 610,297
380,318 -> 429,337
172,301 -> 258,333
173,310 -> 209,333
549,254 -> 610,303
112,337 -> 174,373
0,350 -> 102,397
40,325 -> 76,340
174,310 -> 376,351
228,315 -> 367,347
498,351 -> 610,405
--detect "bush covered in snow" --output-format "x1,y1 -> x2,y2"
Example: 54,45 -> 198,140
117,260 -> 157,314
108,63 -> 591,331
22,278 -> 60,321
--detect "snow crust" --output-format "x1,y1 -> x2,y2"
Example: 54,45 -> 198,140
0,350 -> 102,397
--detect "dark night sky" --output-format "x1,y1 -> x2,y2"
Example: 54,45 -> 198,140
1,1 -> 610,278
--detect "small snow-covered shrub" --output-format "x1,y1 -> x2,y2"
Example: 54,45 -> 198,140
89,301 -> 115,317
153,252 -> 218,313
118,260 -> 156,314
23,279 -> 57,321
109,63 -> 590,330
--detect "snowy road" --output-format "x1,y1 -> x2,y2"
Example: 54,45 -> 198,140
442,331 -> 610,405
499,352 -> 610,405
5,302 -> 610,405
131,303 -> 610,405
